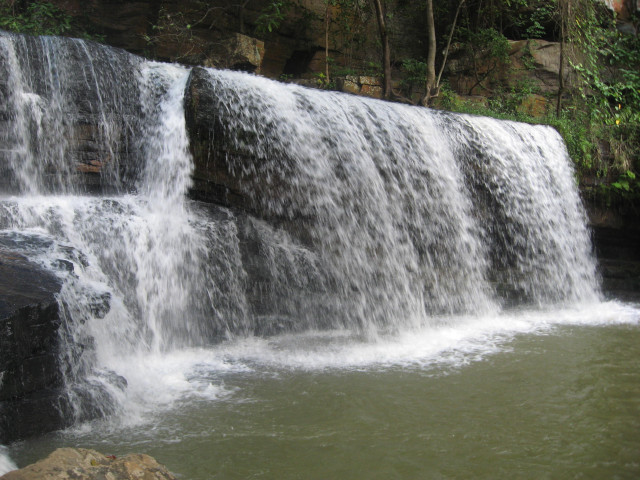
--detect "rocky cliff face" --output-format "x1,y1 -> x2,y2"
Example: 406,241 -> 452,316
184,66 -> 249,209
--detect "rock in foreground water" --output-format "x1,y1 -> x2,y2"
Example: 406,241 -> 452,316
0,448 -> 177,480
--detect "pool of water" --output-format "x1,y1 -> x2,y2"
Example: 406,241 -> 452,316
5,302 -> 640,479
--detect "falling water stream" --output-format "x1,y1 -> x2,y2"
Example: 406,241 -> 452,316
0,32 -> 639,478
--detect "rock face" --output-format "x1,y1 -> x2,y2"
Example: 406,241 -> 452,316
586,203 -> 640,298
43,0 -> 388,79
0,252 -> 67,444
0,448 -> 177,480
445,39 -> 566,116
185,66 -> 250,210
0,32 -> 143,194
205,33 -> 265,73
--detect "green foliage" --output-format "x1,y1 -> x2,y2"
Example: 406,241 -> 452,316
597,170 -> 640,205
546,110 -> 599,171
399,58 -> 427,94
314,71 -> 336,89
524,2 -> 556,39
255,1 -> 290,36
0,2 -> 72,36
611,170 -> 636,193
569,0 -> 640,175
0,1 -> 104,41
457,27 -> 511,94
476,28 -> 511,63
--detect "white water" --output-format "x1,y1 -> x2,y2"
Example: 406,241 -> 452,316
0,445 -> 16,475
0,32 -> 633,438
202,69 -> 600,326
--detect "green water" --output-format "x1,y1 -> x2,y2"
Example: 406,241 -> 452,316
9,322 -> 640,479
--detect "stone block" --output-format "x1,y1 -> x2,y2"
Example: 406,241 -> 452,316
360,84 -> 383,99
341,79 -> 361,95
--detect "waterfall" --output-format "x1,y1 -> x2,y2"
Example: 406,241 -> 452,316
199,68 -> 600,327
0,31 -> 601,432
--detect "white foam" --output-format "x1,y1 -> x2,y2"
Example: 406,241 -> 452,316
86,300 -> 639,426
0,446 -> 17,475
87,348 -> 249,427
205,301 -> 638,371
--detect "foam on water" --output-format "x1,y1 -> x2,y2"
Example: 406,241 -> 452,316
184,300 -> 640,372
68,300 -> 640,428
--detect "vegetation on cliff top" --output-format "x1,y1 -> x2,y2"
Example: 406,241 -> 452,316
0,1 -> 103,40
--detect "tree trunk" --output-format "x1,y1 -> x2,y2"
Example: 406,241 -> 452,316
436,0 -> 465,89
371,0 -> 392,99
422,0 -> 437,106
556,0 -> 567,117
325,1 -> 331,84
239,0 -> 251,34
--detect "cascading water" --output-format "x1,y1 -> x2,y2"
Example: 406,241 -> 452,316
199,68 -> 600,326
0,30 -> 612,448
0,32 -> 250,427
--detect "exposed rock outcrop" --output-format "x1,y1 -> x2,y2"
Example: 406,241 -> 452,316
0,448 -> 177,480
0,32 -> 143,194
0,251 -> 67,443
204,33 -> 265,73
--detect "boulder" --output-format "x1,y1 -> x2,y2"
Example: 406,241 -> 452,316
0,448 -> 177,480
0,251 -> 67,443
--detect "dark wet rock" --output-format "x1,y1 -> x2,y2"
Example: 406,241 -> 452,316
592,226 -> 640,299
185,66 -> 250,210
0,251 -> 68,443
585,201 -> 640,298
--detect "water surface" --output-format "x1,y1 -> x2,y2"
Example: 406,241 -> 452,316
8,307 -> 640,479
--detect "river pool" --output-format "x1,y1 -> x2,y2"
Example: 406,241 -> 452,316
5,302 -> 640,479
